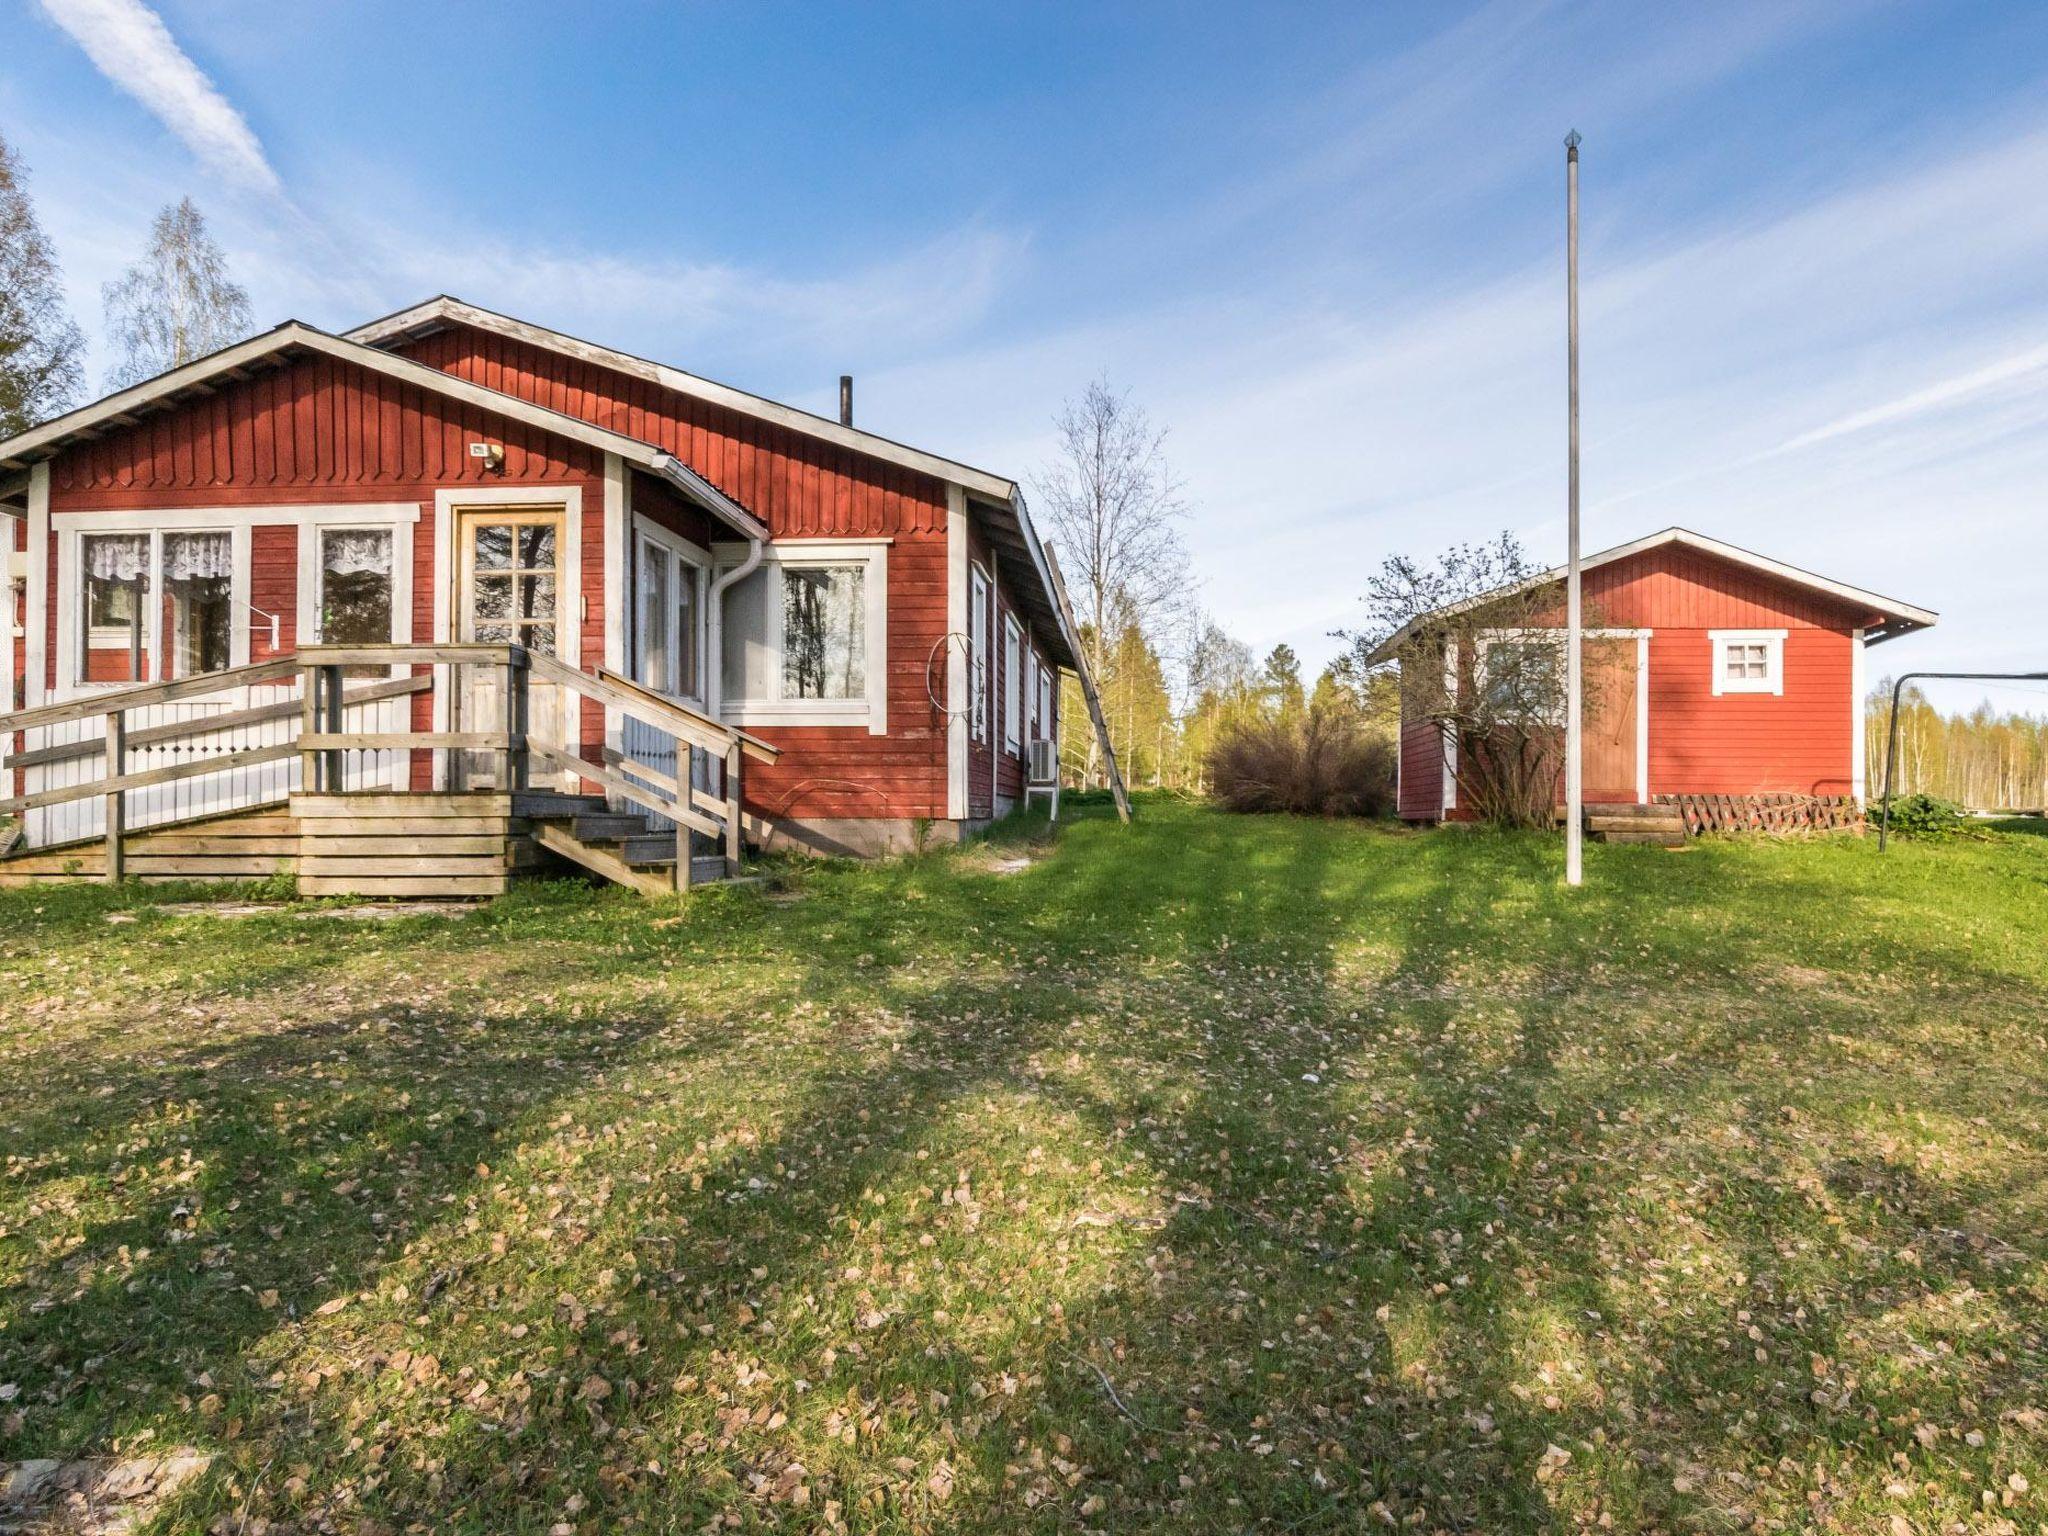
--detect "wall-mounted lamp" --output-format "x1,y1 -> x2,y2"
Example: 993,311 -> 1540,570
468,441 -> 506,474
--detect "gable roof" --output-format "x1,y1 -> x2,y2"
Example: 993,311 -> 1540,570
0,321 -> 769,541
345,295 -> 1086,671
1363,526 -> 1938,665
346,296 -> 1020,501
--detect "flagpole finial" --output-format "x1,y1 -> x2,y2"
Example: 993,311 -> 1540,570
1565,129 -> 1582,151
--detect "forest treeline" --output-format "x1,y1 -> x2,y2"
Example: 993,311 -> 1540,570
1868,681 -> 2048,810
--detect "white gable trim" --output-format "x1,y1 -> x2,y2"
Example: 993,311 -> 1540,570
1365,526 -> 1936,665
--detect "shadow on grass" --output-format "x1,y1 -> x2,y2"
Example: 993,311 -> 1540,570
1,797 -> 2044,1531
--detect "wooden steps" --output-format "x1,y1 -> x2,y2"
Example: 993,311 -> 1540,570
1583,801 -> 1687,848
519,791 -> 740,894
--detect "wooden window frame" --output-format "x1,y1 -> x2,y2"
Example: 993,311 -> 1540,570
1708,629 -> 1786,697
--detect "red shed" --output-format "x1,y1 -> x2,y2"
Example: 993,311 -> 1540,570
1373,528 -> 1936,829
0,299 -> 1107,887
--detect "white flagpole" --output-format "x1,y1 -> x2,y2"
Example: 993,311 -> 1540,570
1565,129 -> 1584,888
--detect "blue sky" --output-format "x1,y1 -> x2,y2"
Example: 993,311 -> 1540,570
6,0 -> 2048,713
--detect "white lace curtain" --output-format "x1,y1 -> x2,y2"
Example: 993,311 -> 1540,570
321,529 -> 391,577
83,534 -> 148,583
164,532 -> 231,583
83,532 -> 233,583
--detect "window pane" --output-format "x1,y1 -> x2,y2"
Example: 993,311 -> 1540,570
82,533 -> 150,683
517,573 -> 556,621
516,525 -> 556,570
639,547 -> 671,695
321,530 -> 393,647
721,568 -> 775,701
164,532 -> 232,678
474,622 -> 516,644
783,566 -> 864,700
524,622 -> 557,657
473,575 -> 513,620
675,570 -> 698,698
472,524 -> 512,572
969,571 -> 989,741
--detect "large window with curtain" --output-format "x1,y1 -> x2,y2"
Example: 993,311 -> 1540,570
79,528 -> 239,684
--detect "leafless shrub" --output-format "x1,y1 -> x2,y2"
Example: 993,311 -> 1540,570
1207,706 -> 1395,818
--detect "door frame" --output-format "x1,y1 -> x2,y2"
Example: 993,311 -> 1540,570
1475,626 -> 1650,804
431,486 -> 582,791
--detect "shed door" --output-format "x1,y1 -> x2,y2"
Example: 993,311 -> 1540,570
1584,636 -> 1641,803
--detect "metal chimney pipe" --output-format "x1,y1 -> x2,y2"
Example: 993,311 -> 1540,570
839,375 -> 853,426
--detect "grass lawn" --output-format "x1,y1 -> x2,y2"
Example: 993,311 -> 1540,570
2,799 -> 2045,1534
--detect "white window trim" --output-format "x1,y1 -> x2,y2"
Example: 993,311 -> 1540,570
57,523 -> 250,697
712,537 -> 890,734
297,512 -> 416,656
968,562 -> 991,746
47,503 -> 422,704
432,485 -> 584,790
1709,628 -> 1785,697
633,517 -> 711,708
1001,613 -> 1023,752
1850,628 -> 1867,804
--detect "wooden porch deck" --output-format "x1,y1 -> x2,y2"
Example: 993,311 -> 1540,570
0,645 -> 777,898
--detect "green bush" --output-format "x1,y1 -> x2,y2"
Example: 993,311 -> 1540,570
1881,792 -> 1965,837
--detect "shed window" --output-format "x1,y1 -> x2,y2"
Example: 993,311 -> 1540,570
1709,630 -> 1785,696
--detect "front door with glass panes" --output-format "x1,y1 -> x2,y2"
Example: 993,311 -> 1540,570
453,507 -> 568,788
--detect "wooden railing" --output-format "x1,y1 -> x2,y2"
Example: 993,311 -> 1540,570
0,643 -> 778,890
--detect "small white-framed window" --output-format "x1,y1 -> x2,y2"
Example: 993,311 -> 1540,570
1037,663 -> 1055,744
1709,629 -> 1785,696
1025,651 -> 1040,744
717,539 -> 888,733
635,525 -> 709,704
1002,613 -> 1023,751
968,564 -> 990,744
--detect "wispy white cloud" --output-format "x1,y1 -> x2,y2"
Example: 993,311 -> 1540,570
34,0 -> 280,193
1774,341 -> 2048,453
369,223 -> 1028,363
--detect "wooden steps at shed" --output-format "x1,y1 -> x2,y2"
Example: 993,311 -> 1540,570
1584,801 -> 1687,847
516,791 -> 732,896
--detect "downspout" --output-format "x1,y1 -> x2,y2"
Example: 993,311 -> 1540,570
707,537 -> 765,725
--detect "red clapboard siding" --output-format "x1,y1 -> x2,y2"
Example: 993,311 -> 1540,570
48,353 -> 602,505
1398,717 -> 1444,820
250,523 -> 298,665
393,322 -> 986,822
1396,542 -> 1873,814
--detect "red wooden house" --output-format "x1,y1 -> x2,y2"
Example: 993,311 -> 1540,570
0,298 -> 1104,890
1372,528 -> 1936,830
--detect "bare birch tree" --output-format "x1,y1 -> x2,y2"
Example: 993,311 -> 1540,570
0,132 -> 85,437
1033,379 -> 1189,785
102,198 -> 253,389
